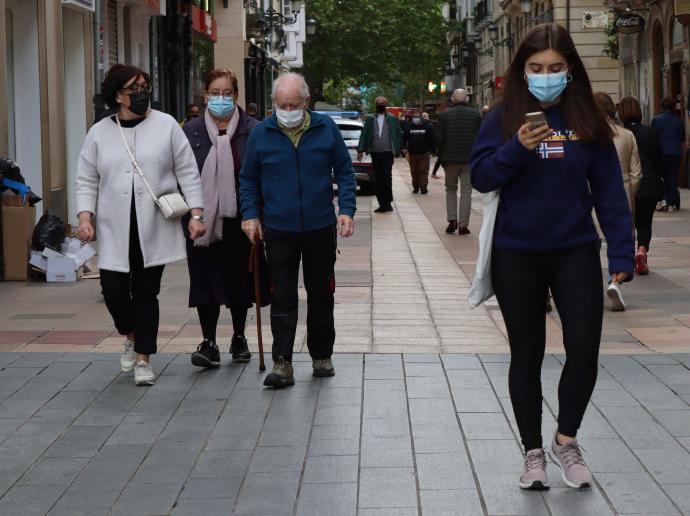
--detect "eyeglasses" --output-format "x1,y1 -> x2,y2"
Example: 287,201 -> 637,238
208,90 -> 234,99
120,83 -> 151,95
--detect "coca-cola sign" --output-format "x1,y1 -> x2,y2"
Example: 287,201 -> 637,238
615,13 -> 646,34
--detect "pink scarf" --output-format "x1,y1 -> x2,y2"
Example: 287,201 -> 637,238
194,108 -> 240,247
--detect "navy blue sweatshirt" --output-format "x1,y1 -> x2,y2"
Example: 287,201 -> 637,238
470,105 -> 634,277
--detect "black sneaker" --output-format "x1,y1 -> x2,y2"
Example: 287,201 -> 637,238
263,356 -> 295,388
445,221 -> 458,234
191,340 -> 220,368
230,335 -> 251,363
374,206 -> 387,213
420,188 -> 428,194
412,188 -> 419,194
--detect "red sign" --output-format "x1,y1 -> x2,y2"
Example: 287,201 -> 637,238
495,76 -> 505,90
191,5 -> 217,41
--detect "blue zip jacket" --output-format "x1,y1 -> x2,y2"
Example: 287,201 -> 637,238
651,111 -> 685,156
240,110 -> 357,232
470,106 -> 634,277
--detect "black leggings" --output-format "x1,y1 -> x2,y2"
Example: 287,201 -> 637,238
492,243 -> 603,452
635,198 -> 656,250
197,305 -> 248,342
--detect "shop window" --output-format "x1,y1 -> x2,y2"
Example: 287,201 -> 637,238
624,63 -> 638,98
671,18 -> 684,47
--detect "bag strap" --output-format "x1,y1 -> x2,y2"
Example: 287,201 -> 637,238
115,116 -> 161,207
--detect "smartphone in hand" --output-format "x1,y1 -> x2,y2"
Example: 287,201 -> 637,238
525,111 -> 548,130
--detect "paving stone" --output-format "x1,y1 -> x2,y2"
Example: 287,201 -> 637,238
18,457 -> 89,486
477,472 -> 549,515
171,497 -> 235,516
467,439 -> 523,474
191,450 -> 252,478
0,484 -> 65,514
111,483 -> 181,516
419,489 -> 484,516
308,437 -> 360,457
543,487 -> 616,516
105,414 -> 170,445
446,369 -> 492,390
415,453 -> 476,490
43,424 -> 115,458
595,472 -> 679,514
360,435 -> 413,468
578,438 -> 645,473
358,509 -> 418,516
249,446 -> 306,474
302,455 -> 358,484
179,477 -> 242,500
649,409 -> 690,437
661,484 -> 690,514
634,444 -> 690,484
459,412 -> 514,440
441,355 -> 483,369
358,468 -> 417,509
405,375 -> 451,399
295,482 -> 357,516
233,472 -> 300,515
48,489 -> 120,516
452,388 -> 502,413
70,444 -> 149,491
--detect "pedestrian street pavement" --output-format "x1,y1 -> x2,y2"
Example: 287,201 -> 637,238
0,160 -> 690,514
1,352 -> 690,515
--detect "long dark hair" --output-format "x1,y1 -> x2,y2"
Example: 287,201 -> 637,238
500,24 -> 612,145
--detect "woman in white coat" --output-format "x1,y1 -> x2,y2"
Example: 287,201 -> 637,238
76,64 -> 205,386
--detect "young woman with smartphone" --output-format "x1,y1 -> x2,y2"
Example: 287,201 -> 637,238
470,24 -> 634,490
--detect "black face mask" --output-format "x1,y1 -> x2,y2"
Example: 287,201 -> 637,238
128,92 -> 150,116
375,104 -> 386,114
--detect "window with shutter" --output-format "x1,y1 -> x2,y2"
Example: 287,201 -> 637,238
107,0 -> 118,66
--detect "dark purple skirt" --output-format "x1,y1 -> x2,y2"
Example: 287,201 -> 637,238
185,217 -> 270,308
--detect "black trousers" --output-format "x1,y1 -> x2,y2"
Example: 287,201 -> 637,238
100,202 -> 165,355
264,225 -> 337,363
492,243 -> 603,452
371,151 -> 394,209
662,155 -> 681,208
635,198 -> 656,250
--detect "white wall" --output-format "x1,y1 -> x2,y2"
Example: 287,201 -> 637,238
126,8 -> 152,70
63,7 -> 88,225
5,0 -> 42,204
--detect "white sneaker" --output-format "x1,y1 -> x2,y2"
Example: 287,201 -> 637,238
120,339 -> 136,373
134,361 -> 156,386
607,282 -> 626,312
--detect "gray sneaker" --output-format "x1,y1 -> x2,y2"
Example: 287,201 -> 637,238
312,358 -> 335,377
519,448 -> 549,490
263,356 -> 295,388
548,437 -> 592,489
134,361 -> 156,386
120,339 -> 136,373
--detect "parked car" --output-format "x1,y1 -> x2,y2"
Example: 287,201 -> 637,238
332,117 -> 375,195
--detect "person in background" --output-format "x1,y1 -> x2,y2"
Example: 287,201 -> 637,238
240,73 -> 357,388
594,92 -> 641,312
357,97 -> 403,213
436,89 -> 482,234
182,68 -> 270,369
619,96 -> 665,276
76,64 -> 205,386
402,113 -> 435,194
471,24 -> 633,491
651,96 -> 685,211
246,102 -> 263,121
181,103 -> 201,127
481,105 -> 491,117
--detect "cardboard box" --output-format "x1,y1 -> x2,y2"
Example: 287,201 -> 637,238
2,200 -> 36,281
46,256 -> 77,282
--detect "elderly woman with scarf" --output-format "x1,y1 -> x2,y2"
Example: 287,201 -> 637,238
183,68 -> 269,368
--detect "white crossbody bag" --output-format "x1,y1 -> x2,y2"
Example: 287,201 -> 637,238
116,117 -> 189,219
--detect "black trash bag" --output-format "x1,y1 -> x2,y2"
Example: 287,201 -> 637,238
32,212 -> 66,252
0,157 -> 24,184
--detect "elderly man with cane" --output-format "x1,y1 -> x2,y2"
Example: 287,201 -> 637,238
240,73 -> 357,388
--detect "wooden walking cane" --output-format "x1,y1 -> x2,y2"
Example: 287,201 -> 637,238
249,240 -> 266,371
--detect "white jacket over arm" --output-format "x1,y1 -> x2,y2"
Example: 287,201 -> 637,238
75,110 -> 204,273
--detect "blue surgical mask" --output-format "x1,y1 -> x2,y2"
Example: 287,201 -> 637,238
207,95 -> 235,118
526,71 -> 569,103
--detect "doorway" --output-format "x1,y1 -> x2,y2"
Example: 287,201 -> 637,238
652,21 -> 664,116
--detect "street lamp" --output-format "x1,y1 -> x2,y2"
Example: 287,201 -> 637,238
306,18 -> 317,36
488,24 -> 499,43
244,0 -> 302,24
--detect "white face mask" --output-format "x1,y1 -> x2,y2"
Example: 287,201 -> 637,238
276,108 -> 304,128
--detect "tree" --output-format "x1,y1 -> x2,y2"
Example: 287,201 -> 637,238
303,0 -> 448,109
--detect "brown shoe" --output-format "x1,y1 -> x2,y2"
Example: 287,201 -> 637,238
458,226 -> 471,235
445,221 -> 458,234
